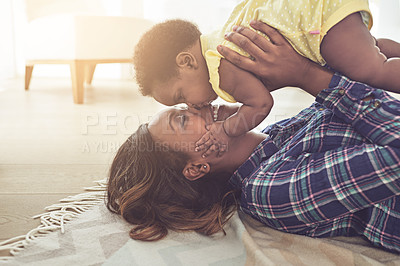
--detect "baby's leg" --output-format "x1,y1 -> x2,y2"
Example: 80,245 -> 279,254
320,13 -> 400,93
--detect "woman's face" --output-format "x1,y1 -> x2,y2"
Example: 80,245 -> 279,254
148,106 -> 213,156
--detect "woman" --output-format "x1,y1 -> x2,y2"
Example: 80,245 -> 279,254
107,22 -> 400,253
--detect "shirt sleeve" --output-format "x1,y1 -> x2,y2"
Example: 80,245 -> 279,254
245,74 -> 400,228
315,73 -> 400,148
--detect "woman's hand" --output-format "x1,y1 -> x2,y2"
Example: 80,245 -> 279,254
218,21 -> 333,95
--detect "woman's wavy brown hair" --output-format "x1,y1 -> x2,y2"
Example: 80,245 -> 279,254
106,124 -> 238,241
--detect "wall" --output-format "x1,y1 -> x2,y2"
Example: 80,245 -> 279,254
374,0 -> 400,42
1,0 -> 399,81
0,0 -> 17,79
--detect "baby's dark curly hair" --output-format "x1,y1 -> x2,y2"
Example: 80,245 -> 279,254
133,19 -> 202,96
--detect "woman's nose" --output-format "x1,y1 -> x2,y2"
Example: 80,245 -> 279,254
187,105 -> 202,114
188,104 -> 214,125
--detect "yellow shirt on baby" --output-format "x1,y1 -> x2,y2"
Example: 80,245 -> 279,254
200,0 -> 372,103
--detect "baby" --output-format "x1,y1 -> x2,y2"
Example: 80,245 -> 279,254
133,0 -> 400,157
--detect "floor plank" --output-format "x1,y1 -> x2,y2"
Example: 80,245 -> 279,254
0,164 -> 107,193
0,77 -> 165,247
0,194 -> 73,240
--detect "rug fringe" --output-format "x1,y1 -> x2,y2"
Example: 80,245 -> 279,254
0,179 -> 107,262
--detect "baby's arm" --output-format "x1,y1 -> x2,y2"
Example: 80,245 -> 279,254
216,103 -> 241,121
196,58 -> 273,157
219,58 -> 274,136
320,13 -> 400,94
375,38 -> 400,59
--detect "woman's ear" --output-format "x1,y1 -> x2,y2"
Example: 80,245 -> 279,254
182,162 -> 210,181
176,52 -> 198,69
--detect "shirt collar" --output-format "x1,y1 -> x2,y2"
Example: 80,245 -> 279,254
229,136 -> 279,188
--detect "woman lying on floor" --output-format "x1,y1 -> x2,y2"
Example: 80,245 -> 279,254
106,22 -> 400,254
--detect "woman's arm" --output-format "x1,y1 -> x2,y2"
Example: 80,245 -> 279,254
245,76 -> 400,227
218,21 -> 334,96
316,74 -> 400,148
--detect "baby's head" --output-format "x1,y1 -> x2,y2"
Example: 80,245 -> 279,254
133,19 -> 217,109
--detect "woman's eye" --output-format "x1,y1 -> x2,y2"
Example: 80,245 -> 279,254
180,115 -> 186,126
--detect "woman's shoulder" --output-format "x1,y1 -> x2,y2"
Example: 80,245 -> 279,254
262,102 -> 323,133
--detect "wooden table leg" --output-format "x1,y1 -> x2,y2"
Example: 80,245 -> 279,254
70,60 -> 85,104
25,65 -> 34,91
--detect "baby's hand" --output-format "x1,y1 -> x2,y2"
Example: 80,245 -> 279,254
195,121 -> 229,158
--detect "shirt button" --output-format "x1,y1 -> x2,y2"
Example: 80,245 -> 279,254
373,101 -> 381,108
338,89 -> 345,95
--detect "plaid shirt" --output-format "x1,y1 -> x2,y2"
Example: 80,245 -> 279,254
230,74 -> 400,253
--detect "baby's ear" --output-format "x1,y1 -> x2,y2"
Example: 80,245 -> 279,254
176,52 -> 197,69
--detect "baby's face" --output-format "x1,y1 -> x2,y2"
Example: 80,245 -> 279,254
152,67 -> 218,110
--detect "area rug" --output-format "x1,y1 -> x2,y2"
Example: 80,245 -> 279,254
1,180 -> 399,265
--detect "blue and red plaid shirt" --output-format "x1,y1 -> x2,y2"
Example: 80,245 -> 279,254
230,74 -> 400,253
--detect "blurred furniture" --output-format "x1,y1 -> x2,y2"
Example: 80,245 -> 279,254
24,0 -> 153,104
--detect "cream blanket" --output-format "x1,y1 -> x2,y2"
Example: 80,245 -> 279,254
1,181 -> 399,265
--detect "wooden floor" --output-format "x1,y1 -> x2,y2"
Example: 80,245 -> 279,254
0,76 -> 317,255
